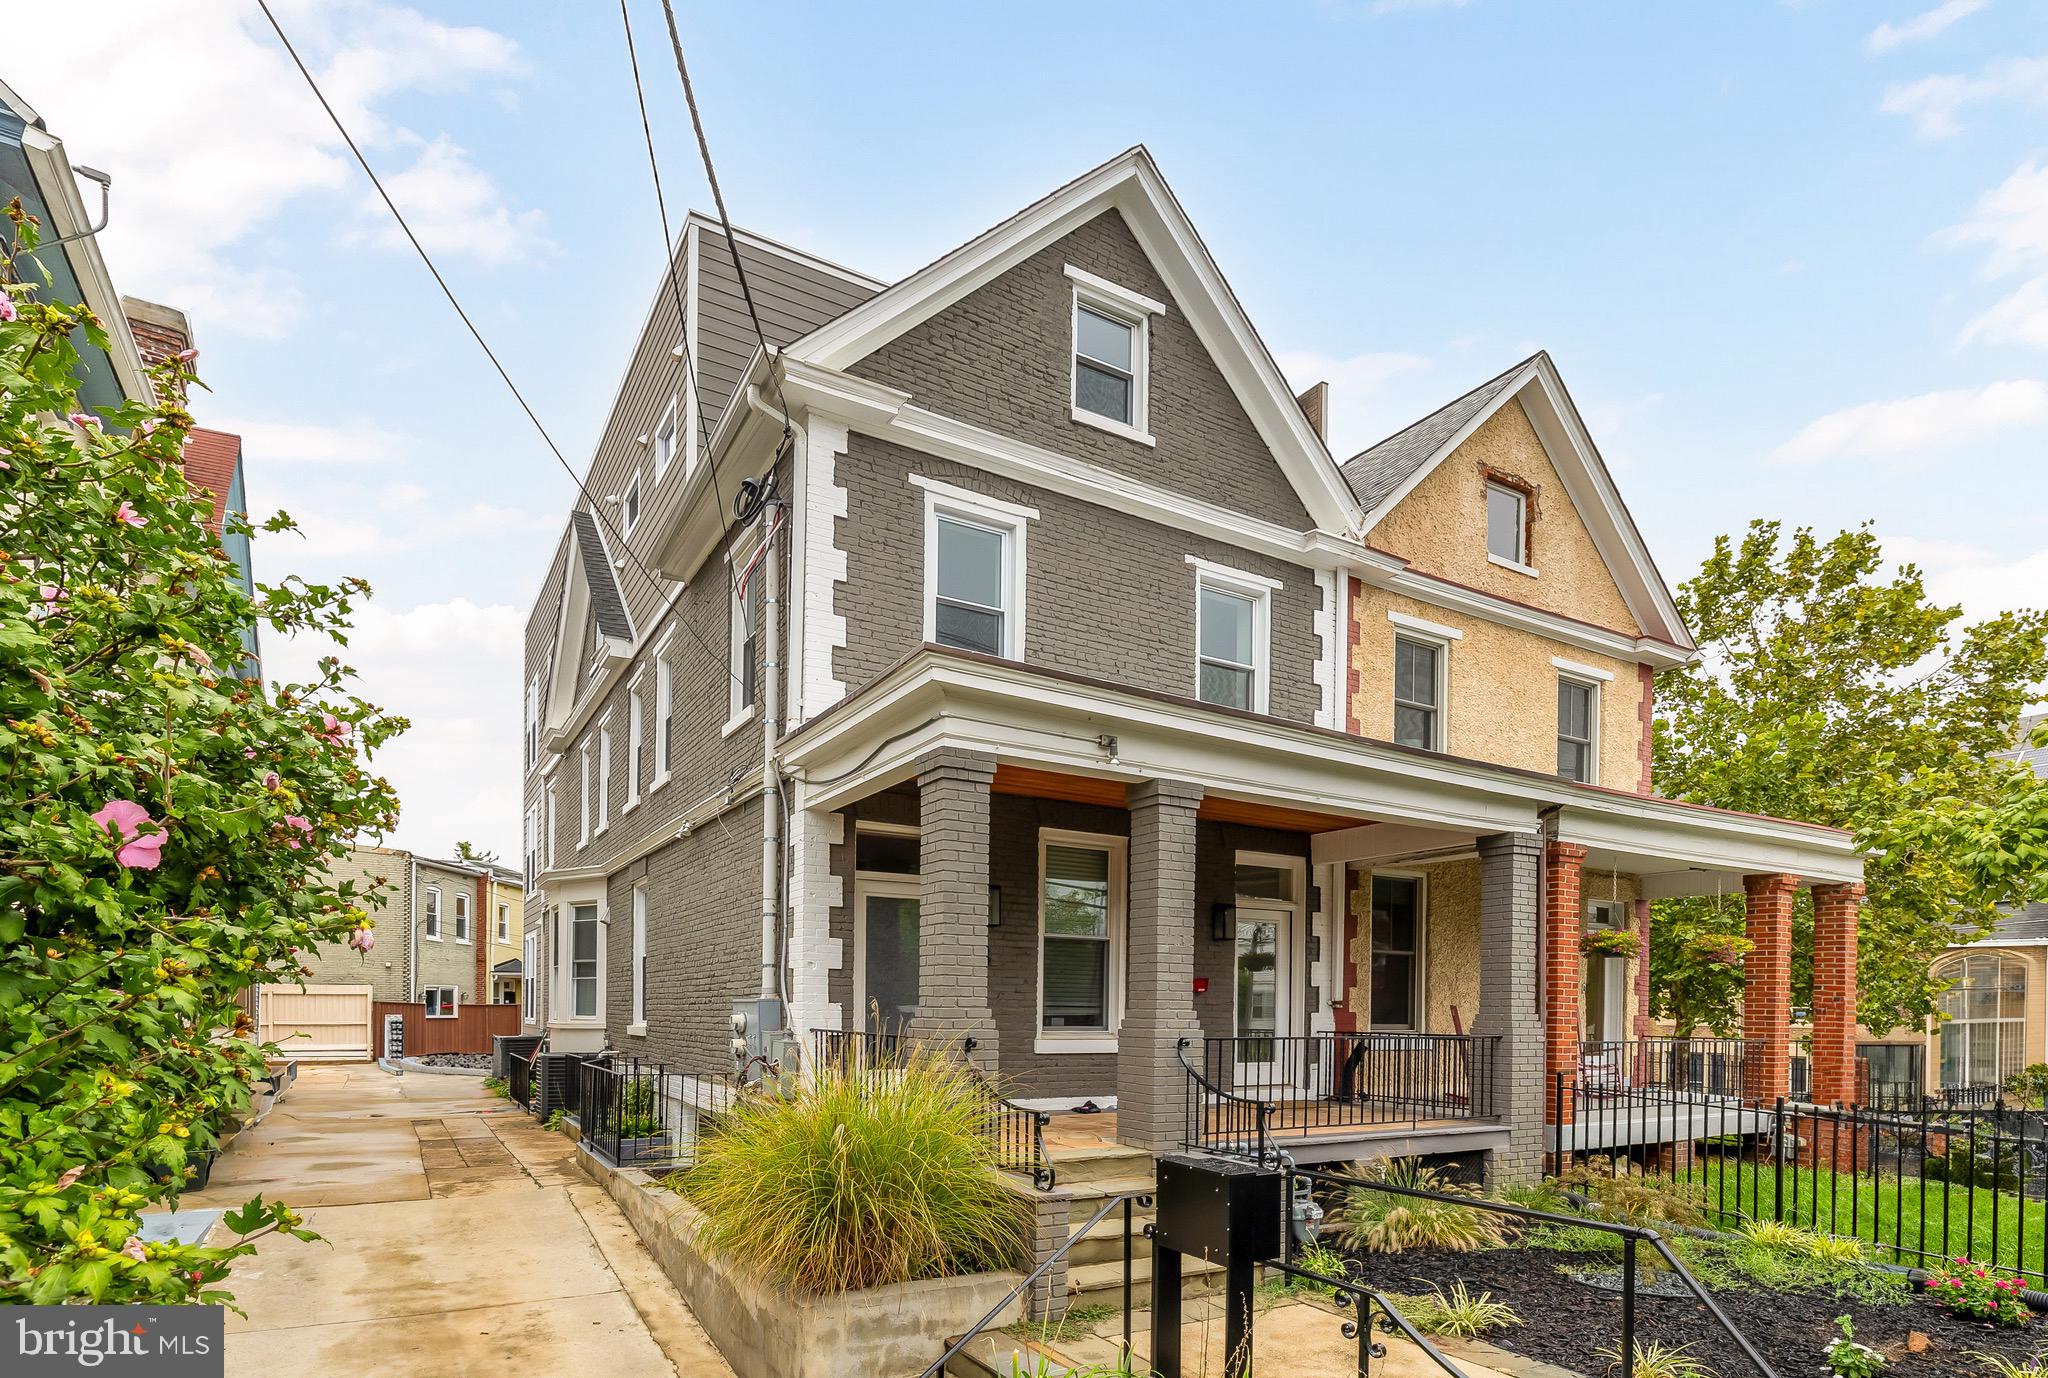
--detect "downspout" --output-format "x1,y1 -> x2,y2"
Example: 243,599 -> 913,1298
745,381 -> 802,1012
407,853 -> 419,1003
475,868 -> 489,1009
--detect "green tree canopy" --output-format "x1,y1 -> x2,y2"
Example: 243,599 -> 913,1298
1651,520 -> 2048,1035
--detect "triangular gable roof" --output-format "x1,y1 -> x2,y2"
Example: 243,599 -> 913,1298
785,147 -> 1362,534
1351,352 -> 1694,652
568,509 -> 632,642
543,512 -> 633,736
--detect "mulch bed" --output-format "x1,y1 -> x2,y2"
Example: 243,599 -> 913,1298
414,1053 -> 492,1069
1342,1244 -> 2045,1377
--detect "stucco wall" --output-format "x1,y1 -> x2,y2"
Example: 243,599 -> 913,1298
1368,398 -> 1640,634
1349,583 -> 1648,788
297,845 -> 409,1002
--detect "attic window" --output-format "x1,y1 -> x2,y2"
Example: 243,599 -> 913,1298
1066,265 -> 1163,446
1485,481 -> 1531,571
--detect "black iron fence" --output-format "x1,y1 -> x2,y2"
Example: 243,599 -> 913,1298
507,1047 -> 539,1113
1577,1036 -> 1758,1096
1553,1073 -> 2048,1285
1182,1032 -> 1500,1159
808,1026 -> 906,1072
575,1056 -> 740,1170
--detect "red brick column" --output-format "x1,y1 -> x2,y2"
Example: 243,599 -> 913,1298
1809,882 -> 1865,1105
1742,873 -> 1798,1101
1545,842 -> 1589,1124
1632,897 -> 1653,1038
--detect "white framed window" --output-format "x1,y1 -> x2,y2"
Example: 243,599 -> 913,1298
543,782 -> 557,870
622,473 -> 642,536
497,902 -> 511,942
1392,633 -> 1448,751
523,805 -> 538,891
1066,265 -> 1163,445
569,901 -> 601,1020
579,741 -> 593,846
626,679 -> 643,809
424,986 -> 459,1018
524,676 -> 539,772
1189,558 -> 1275,713
595,714 -> 612,834
1036,829 -> 1127,1051
454,892 -> 472,944
1367,873 -> 1425,1032
1936,952 -> 2028,1089
423,885 -> 442,941
1485,481 -> 1535,574
630,884 -> 648,1033
728,532 -> 764,727
653,396 -> 678,475
653,635 -> 674,789
1557,675 -> 1599,783
915,476 -> 1034,661
521,931 -> 537,1020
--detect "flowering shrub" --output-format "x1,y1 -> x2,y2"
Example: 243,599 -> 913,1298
1930,1258 -> 2034,1327
0,203 -> 401,1304
1824,1314 -> 1887,1378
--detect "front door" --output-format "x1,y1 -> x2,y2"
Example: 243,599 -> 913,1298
1584,900 -> 1629,1047
854,877 -> 921,1040
1233,897 -> 1293,1086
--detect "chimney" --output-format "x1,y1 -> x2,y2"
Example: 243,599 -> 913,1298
120,295 -> 193,398
1295,380 -> 1329,442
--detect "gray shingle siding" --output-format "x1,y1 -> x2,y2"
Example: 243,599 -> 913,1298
847,209 -> 1314,530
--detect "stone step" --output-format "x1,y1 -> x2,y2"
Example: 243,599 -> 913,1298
1066,1202 -> 1152,1268
1047,1142 -> 1154,1188
1067,1252 -> 1224,1312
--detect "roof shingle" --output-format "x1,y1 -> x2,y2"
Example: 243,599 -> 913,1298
1339,353 -> 1539,513
570,508 -> 632,642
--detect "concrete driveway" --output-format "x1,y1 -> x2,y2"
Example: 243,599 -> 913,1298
188,1063 -> 734,1378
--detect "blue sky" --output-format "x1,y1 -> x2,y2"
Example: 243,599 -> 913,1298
18,0 -> 2048,858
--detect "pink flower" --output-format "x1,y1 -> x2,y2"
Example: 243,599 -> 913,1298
38,584 -> 63,603
68,412 -> 99,430
91,798 -> 168,871
175,347 -> 199,365
347,927 -> 375,954
0,286 -> 15,323
282,815 -> 313,849
54,1165 -> 85,1190
114,500 -> 146,528
186,644 -> 211,667
316,713 -> 352,746
138,418 -> 158,437
263,772 -> 280,790
122,1234 -> 148,1262
243,747 -> 258,760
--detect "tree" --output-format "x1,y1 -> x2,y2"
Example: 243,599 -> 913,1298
1651,520 -> 2048,1035
453,840 -> 498,865
0,203 -> 402,1304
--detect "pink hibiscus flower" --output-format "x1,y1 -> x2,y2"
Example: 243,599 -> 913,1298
113,500 -> 147,528
68,412 -> 100,430
282,815 -> 314,850
0,286 -> 16,323
347,927 -> 375,954
263,772 -> 280,790
91,798 -> 168,871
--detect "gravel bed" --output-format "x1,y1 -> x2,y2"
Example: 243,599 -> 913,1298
413,1053 -> 491,1070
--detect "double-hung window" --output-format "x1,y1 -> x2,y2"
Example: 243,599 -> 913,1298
454,892 -> 471,943
918,477 -> 1034,661
653,397 -> 678,475
653,636 -> 673,786
497,902 -> 511,942
523,677 -> 538,771
626,679 -> 643,809
570,902 -> 600,1019
631,885 -> 648,1032
424,986 -> 459,1019
423,885 -> 442,940
579,742 -> 592,846
521,931 -> 537,1019
595,715 -> 612,832
1557,677 -> 1597,783
730,556 -> 762,723
1191,559 -> 1274,712
1485,480 -> 1532,572
1368,875 -> 1423,1031
1067,266 -> 1162,443
622,474 -> 642,536
1038,832 -> 1126,1042
1392,635 -> 1444,750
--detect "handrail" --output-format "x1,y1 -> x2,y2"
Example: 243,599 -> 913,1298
1288,1164 -> 1780,1378
920,1188 -> 1151,1378
1265,1257 -> 1475,1378
1178,1036 -> 1275,1164
962,1037 -> 1056,1191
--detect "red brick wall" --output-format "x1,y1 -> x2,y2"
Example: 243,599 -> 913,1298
1345,576 -> 1365,736
1743,873 -> 1798,1101
127,315 -> 188,370
1636,663 -> 1656,795
1545,841 -> 1588,1123
1809,882 -> 1865,1104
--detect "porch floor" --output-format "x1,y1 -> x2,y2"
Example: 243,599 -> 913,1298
1043,1102 -> 1506,1167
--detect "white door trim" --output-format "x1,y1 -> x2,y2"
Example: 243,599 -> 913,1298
852,872 -> 921,1032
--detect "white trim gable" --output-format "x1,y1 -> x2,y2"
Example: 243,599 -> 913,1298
542,517 -> 635,745
785,146 -> 1362,536
1356,353 -> 1693,653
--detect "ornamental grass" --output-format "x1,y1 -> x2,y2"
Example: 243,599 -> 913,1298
675,1048 -> 1030,1295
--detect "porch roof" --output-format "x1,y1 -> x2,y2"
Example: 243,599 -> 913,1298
779,645 -> 1863,887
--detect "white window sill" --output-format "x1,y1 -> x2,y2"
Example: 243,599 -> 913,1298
649,770 -> 671,795
721,705 -> 758,739
621,795 -> 641,816
1035,1035 -> 1118,1055
455,938 -> 472,946
1070,407 -> 1155,447
626,1022 -> 648,1038
1487,553 -> 1539,579
424,935 -> 442,943
425,1015 -> 459,1021
592,822 -> 609,839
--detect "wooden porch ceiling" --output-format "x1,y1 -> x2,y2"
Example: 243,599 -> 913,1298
988,765 -> 1359,834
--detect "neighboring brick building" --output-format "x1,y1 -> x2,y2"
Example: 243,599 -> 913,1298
296,844 -> 518,1011
522,149 -> 1863,1183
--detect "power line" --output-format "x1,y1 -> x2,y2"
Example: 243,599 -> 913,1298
253,0 -> 748,697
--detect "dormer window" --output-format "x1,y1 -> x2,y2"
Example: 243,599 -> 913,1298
1066,265 -> 1164,445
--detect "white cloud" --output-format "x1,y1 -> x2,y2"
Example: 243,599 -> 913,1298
1274,348 -> 1431,457
1886,534 -> 2048,625
1961,275 -> 2048,349
1882,55 -> 2048,140
1772,380 -> 2048,462
211,416 -> 408,466
268,597 -> 525,859
1942,159 -> 2048,278
10,1 -> 535,337
354,137 -> 552,267
1868,0 -> 1989,55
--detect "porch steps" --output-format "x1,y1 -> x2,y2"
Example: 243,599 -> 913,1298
1067,1251 -> 1226,1313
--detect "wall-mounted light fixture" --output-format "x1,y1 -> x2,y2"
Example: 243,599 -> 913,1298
1211,902 -> 1235,943
1096,733 -> 1120,766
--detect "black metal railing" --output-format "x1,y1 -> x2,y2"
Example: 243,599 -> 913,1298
1577,1036 -> 1759,1096
576,1055 -> 739,1170
809,1026 -> 907,1072
1181,1036 -> 1277,1162
1185,1032 -> 1500,1157
508,1047 -> 539,1113
1551,1072 -> 2048,1285
961,1037 -> 1055,1191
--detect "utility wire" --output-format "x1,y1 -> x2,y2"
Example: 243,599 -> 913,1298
254,0 -> 748,696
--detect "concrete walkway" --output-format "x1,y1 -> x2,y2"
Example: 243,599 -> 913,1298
188,1063 -> 734,1378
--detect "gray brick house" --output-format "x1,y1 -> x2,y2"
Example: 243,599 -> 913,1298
521,149 -> 1863,1180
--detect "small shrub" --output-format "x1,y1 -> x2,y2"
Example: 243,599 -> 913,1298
1518,1222 -> 1622,1257
1824,1314 -> 1887,1378
616,1077 -> 662,1139
1271,1240 -> 1352,1298
1331,1159 -> 1507,1254
1924,1141 -> 2028,1192
1928,1257 -> 2033,1328
2007,1065 -> 2048,1110
1596,1338 -> 1716,1378
1737,1219 -> 1867,1265
1557,1159 -> 1706,1230
1395,1281 -> 1522,1337
1968,1350 -> 2048,1378
542,1108 -> 567,1132
1495,1179 -> 1570,1213
676,1049 -> 1029,1294
482,1076 -> 509,1098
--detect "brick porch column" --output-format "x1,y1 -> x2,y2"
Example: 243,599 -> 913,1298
1477,831 -> 1544,1184
1542,841 -> 1588,1125
1116,778 -> 1204,1154
1809,882 -> 1865,1105
1632,898 -> 1653,1039
1742,873 -> 1798,1101
911,748 -> 998,1069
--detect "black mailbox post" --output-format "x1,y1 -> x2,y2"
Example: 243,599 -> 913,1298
1150,1154 -> 1284,1378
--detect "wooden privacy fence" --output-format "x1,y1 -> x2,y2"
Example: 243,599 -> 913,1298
257,983 -> 372,1061
374,1000 -> 522,1056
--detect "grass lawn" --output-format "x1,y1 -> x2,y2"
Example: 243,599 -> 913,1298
1683,1158 -> 2048,1277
